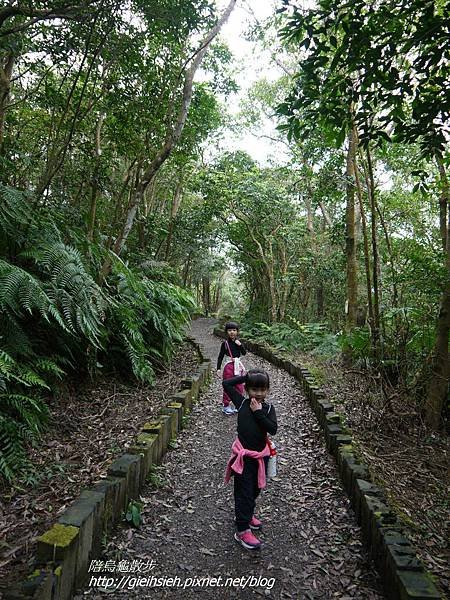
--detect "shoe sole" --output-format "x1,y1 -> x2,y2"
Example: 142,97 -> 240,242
249,524 -> 262,531
234,532 -> 261,550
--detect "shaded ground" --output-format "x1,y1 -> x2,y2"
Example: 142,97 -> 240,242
0,342 -> 199,596
296,354 -> 449,596
75,318 -> 384,600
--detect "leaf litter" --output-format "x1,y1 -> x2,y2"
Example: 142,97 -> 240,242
73,318 -> 385,600
0,342 -> 200,597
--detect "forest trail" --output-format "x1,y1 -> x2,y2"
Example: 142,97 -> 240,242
76,318 -> 384,600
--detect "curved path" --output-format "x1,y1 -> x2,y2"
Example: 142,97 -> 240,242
76,318 -> 384,600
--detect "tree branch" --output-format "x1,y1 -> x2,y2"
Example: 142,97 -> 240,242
0,4 -> 89,35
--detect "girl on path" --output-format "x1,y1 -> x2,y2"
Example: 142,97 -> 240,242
216,321 -> 247,415
223,369 -> 277,550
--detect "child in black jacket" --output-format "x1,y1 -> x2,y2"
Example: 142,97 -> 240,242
223,369 -> 277,550
217,321 -> 247,415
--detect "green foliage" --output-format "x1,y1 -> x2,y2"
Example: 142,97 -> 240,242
241,319 -> 340,358
287,318 -> 341,357
0,350 -> 50,481
0,185 -> 32,238
278,0 -> 449,156
108,258 -> 195,384
147,465 -> 167,488
24,243 -> 107,346
337,328 -> 371,363
181,409 -> 191,429
16,461 -> 68,489
0,0 -> 231,483
0,201 -> 195,482
125,500 -> 142,528
306,365 -> 326,386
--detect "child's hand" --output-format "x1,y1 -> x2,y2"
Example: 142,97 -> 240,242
250,398 -> 262,412
235,339 -> 241,346
216,369 -> 222,378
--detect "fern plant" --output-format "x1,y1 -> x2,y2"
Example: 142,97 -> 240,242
0,183 -> 196,482
107,257 -> 195,383
23,242 -> 107,347
0,350 -> 53,480
0,240 -> 107,481
0,184 -> 32,239
241,318 -> 340,357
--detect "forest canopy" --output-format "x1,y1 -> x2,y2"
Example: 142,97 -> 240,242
0,0 -> 448,482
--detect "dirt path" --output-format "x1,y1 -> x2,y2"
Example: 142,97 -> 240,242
76,318 -> 385,600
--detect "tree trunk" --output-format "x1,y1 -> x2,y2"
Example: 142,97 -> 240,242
212,282 -> 221,313
425,157 -> 450,428
266,243 -> 278,323
376,202 -> 398,308
101,0 -> 236,276
165,178 -> 183,260
87,113 -> 104,242
202,276 -> 211,315
318,201 -> 333,228
365,145 -> 381,359
317,285 -> 324,319
305,194 -> 314,234
232,210 -> 279,322
0,52 -> 14,157
137,177 -> 156,250
437,156 -> 448,254
182,253 -> 191,287
353,147 -> 374,331
278,241 -> 291,321
344,126 -> 358,336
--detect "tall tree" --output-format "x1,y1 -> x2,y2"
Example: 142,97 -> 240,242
100,0 -> 237,279
278,0 -> 449,426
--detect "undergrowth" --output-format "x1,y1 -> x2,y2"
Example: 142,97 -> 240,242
0,185 -> 195,482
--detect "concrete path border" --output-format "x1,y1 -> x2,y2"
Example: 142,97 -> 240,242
213,327 -> 442,600
5,337 -> 211,600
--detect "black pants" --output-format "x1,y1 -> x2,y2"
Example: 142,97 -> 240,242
234,456 -> 268,532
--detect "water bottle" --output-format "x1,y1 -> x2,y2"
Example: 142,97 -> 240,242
267,439 -> 277,478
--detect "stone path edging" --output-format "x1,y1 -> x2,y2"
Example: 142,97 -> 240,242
213,328 -> 442,600
5,338 -> 211,600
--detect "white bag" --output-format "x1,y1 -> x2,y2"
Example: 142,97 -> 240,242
267,439 -> 277,478
233,357 -> 245,376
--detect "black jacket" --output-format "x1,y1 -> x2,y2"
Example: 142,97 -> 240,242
223,374 -> 277,451
217,339 -> 246,370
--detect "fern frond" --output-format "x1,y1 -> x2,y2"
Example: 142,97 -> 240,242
0,390 -> 48,482
24,242 -> 107,347
0,185 -> 32,236
0,259 -> 51,317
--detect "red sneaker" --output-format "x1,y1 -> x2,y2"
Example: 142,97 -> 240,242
234,529 -> 262,550
249,515 -> 262,530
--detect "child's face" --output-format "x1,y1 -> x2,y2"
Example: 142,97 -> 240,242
247,386 -> 269,402
227,328 -> 238,339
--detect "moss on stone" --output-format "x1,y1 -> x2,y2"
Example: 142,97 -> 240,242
38,524 -> 78,547
136,433 -> 157,445
168,402 -> 182,409
142,421 -> 161,431
29,569 -> 42,579
339,444 -> 354,454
